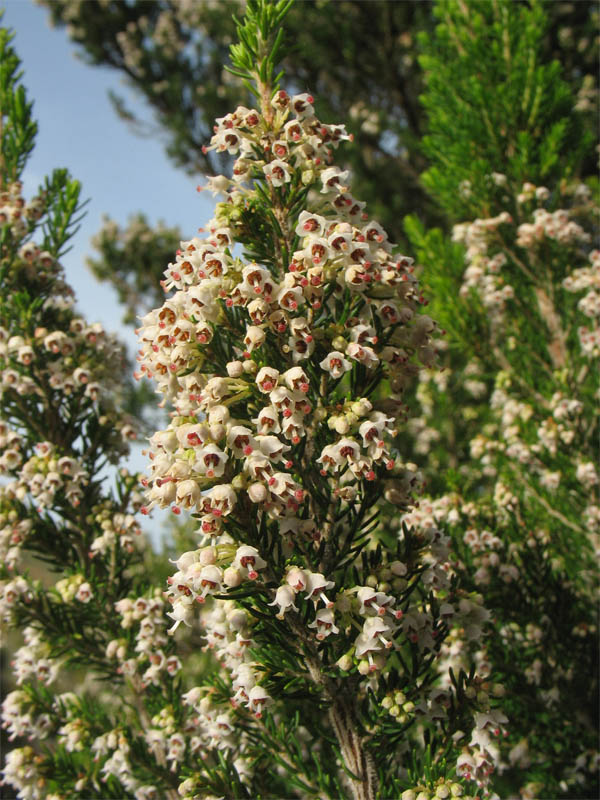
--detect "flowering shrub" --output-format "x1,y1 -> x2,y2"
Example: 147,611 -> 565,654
400,3 -> 599,795
404,182 -> 599,798
1,1 -> 598,799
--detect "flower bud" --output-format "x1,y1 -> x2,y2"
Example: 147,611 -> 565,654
286,566 -> 307,592
106,640 -> 120,659
223,566 -> 243,587
351,398 -> 372,417
199,547 -> 217,566
231,474 -> 247,490
178,778 -> 197,796
336,653 -> 353,671
390,560 -> 407,576
248,482 -> 267,503
226,360 -> 244,377
333,416 -> 350,434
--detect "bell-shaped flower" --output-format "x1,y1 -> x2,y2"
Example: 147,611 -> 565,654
319,351 -> 352,379
295,211 -> 327,238
282,366 -> 310,393
347,342 -> 379,368
309,608 -> 339,640
205,484 -> 236,516
195,565 -> 224,603
255,367 -> 280,393
263,159 -> 292,187
286,566 -> 308,592
196,444 -> 228,478
253,405 -> 281,435
233,545 -> 267,580
247,685 -> 273,719
356,587 -> 397,618
305,572 -> 335,607
268,585 -> 299,619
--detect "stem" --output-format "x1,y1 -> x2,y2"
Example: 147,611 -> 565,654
329,698 -> 378,800
285,614 -> 379,800
252,33 -> 377,800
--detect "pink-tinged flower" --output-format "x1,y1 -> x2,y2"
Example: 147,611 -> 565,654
255,367 -> 280,393
319,351 -> 352,378
227,425 -> 256,458
205,484 -> 237,516
356,587 -> 397,617
295,211 -> 327,237
247,685 -> 272,718
282,366 -> 310,393
263,160 -> 292,187
309,608 -> 339,640
233,545 -> 267,580
286,566 -> 308,592
346,342 -> 379,367
247,482 -> 268,503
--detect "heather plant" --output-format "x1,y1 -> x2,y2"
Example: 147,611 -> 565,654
0,24 -> 187,800
135,2 -> 507,798
398,2 -> 599,797
1,1 -> 508,798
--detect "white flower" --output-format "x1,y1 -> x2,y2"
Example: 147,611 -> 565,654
308,608 -> 339,640
268,585 -> 298,619
319,351 -> 352,378
247,685 -> 272,718
263,159 -> 292,187
75,582 -> 93,603
233,545 -> 267,580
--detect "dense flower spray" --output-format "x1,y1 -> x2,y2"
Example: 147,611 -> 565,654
137,2 -> 505,798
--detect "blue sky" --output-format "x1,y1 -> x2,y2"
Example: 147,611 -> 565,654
2,0 -> 214,347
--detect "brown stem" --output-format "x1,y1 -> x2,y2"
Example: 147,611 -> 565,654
533,285 -> 567,369
286,615 -> 379,800
329,698 -> 378,800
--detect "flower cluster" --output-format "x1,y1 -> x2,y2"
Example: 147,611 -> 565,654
136,88 -> 447,739
137,88 -> 434,526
